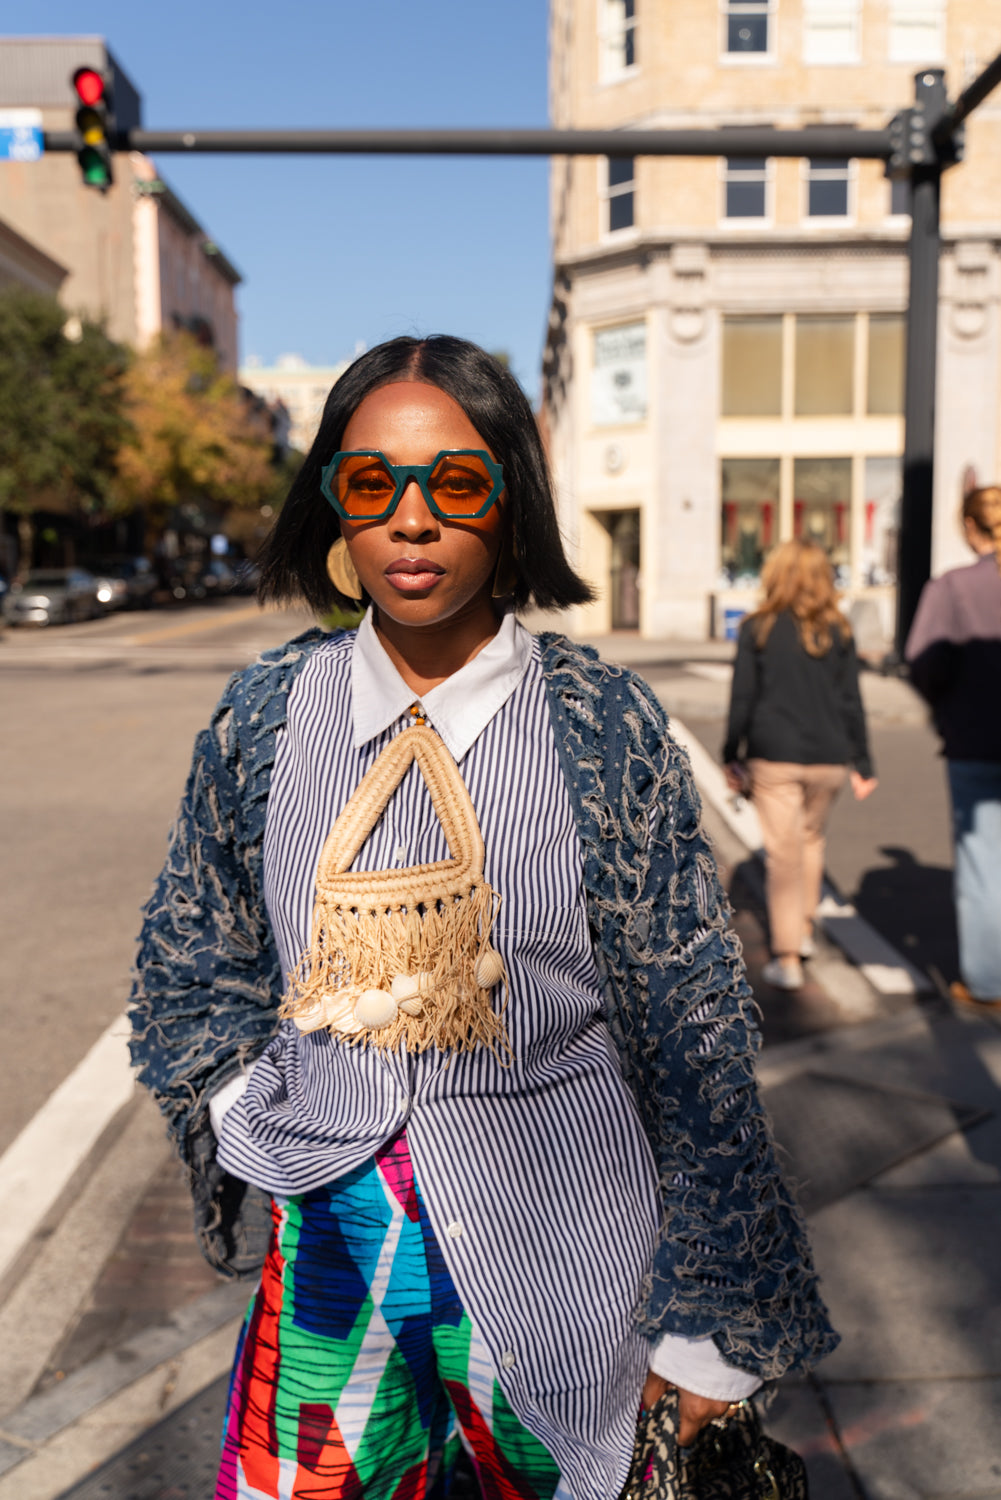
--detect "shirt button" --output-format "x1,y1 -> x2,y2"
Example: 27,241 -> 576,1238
446,1221 -> 463,1239
501,1350 -> 516,1370
395,844 -> 407,862
397,1092 -> 408,1112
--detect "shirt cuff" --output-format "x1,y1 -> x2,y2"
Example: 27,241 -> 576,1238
207,1062 -> 256,1140
649,1332 -> 762,1403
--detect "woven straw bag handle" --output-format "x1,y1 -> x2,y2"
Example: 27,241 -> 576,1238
315,726 -> 485,895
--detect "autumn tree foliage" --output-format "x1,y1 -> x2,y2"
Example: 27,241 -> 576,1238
115,332 -> 277,524
0,287 -> 132,556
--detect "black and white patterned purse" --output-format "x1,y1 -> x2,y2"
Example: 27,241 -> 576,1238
621,1387 -> 808,1500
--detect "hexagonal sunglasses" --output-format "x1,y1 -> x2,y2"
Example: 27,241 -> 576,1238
320,449 -> 504,523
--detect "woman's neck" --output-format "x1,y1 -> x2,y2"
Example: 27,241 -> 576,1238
373,600 -> 502,696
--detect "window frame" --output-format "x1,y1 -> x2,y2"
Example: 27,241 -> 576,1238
601,155 -> 636,236
720,155 -> 774,225
598,0 -> 638,83
887,0 -> 946,65
719,0 -> 776,63
801,0 -> 861,66
802,156 -> 856,224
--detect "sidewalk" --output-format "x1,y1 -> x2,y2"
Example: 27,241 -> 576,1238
0,638 -> 996,1500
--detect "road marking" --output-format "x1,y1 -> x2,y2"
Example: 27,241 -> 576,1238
669,715 -> 932,997
124,604 -> 268,645
0,1014 -> 134,1288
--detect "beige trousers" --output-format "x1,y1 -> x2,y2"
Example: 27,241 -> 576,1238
748,760 -> 848,957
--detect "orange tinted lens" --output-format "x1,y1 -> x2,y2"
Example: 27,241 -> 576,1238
335,455 -> 398,516
428,455 -> 496,516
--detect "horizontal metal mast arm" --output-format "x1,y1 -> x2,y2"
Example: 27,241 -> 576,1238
42,125 -> 893,159
934,47 -> 1001,139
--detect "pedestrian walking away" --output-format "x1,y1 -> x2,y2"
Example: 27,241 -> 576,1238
723,540 -> 878,992
129,336 -> 836,1499
905,485 -> 1001,1012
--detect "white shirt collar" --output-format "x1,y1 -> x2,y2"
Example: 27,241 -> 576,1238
350,608 -> 534,762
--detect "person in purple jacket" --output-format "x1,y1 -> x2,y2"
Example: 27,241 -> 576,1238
905,486 -> 1001,1011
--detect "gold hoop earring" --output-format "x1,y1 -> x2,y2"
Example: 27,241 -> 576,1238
326,537 -> 363,602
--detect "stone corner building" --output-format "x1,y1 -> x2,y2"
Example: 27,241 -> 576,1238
544,0 -> 1001,640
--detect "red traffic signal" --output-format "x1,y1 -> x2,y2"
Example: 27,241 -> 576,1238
71,66 -> 113,191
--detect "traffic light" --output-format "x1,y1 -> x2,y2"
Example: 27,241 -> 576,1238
72,66 -> 114,191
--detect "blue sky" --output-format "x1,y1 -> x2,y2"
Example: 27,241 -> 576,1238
15,1 -> 552,394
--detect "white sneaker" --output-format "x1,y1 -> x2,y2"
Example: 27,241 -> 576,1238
762,957 -> 804,991
800,937 -> 815,960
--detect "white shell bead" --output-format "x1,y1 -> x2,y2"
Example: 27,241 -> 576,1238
353,988 -> 399,1029
391,973 -> 431,1016
474,947 -> 505,990
292,998 -> 327,1034
398,993 -> 424,1017
325,993 -> 363,1034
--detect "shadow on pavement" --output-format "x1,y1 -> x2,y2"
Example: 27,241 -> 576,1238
851,845 -> 958,991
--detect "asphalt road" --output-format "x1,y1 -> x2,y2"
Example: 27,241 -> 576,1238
0,600 -> 314,1155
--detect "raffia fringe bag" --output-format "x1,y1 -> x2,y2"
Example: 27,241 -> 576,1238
279,723 -> 510,1056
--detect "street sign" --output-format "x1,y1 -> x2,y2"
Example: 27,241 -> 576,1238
0,108 -> 43,162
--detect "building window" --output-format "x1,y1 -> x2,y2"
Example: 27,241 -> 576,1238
862,456 -> 901,584
794,316 -> 855,415
723,0 -> 773,56
721,458 -> 780,584
723,157 -> 770,219
721,317 -> 783,415
802,0 -> 860,64
806,157 -> 852,218
604,156 -> 635,232
591,322 -> 647,425
599,0 -> 637,79
794,457 -> 852,579
867,314 -> 906,414
888,0 -> 945,63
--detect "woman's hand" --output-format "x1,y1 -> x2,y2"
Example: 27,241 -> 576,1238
724,761 -> 749,795
850,771 -> 878,801
641,1371 -> 735,1447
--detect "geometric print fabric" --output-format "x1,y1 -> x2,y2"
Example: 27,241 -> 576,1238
214,1129 -> 561,1499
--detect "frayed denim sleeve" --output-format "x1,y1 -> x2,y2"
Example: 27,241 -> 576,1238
540,634 -> 838,1383
126,644 -> 320,1274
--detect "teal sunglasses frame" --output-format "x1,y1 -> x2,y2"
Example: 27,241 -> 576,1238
320,449 -> 505,522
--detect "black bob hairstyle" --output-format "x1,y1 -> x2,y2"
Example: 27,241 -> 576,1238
256,334 -> 595,615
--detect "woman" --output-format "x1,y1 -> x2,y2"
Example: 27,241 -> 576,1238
130,337 -> 835,1500
723,540 -> 877,993
905,486 -> 1001,1011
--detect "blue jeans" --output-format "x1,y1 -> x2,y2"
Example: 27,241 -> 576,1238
947,760 -> 1001,1000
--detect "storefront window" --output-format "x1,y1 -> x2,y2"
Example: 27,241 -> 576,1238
862,456 -> 901,584
794,317 -> 854,415
794,457 -> 851,582
720,458 -> 780,584
867,314 -> 905,414
721,316 -> 782,415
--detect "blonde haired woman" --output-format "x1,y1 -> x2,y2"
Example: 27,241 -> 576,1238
906,486 -> 1001,1011
724,540 -> 877,991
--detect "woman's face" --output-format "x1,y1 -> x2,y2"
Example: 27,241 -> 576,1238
337,381 -> 506,632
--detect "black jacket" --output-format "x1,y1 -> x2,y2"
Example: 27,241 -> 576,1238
723,611 -> 873,778
905,554 -> 1001,763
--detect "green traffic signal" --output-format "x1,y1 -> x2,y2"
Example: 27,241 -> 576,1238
78,145 -> 113,189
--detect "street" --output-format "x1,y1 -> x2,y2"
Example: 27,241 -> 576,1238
0,605 -> 998,1499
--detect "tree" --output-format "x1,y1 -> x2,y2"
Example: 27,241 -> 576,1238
115,333 -> 277,527
0,287 -> 132,566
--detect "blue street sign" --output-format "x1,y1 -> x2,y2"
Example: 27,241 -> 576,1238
0,109 -> 43,162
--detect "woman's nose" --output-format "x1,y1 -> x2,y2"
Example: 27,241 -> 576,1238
390,479 -> 439,541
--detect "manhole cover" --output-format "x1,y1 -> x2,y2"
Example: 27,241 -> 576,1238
763,1069 -> 985,1214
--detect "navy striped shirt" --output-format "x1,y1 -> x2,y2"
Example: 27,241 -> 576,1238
217,613 -> 756,1496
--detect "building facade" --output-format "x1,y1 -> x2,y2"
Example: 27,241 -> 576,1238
0,37 -> 240,369
545,0 -> 1001,640
239,354 -> 349,454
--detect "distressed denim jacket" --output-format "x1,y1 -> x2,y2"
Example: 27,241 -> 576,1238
129,629 -> 838,1382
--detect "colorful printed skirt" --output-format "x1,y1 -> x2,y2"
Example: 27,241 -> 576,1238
215,1129 -> 562,1499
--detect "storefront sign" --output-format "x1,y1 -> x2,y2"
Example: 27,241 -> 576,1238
592,322 -> 647,425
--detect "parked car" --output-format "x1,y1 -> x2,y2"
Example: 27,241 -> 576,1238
3,568 -> 102,626
92,557 -> 157,610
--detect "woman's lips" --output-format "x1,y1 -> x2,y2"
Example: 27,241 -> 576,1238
384,558 -> 445,593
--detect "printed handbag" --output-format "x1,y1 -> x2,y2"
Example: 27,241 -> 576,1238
620,1386 -> 808,1500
